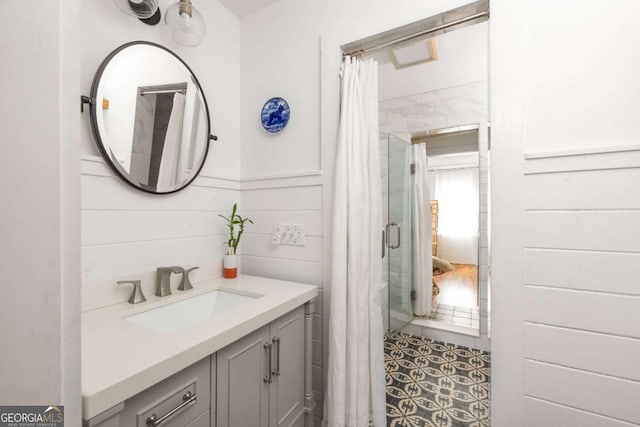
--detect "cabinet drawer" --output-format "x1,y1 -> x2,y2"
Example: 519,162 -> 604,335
120,356 -> 210,427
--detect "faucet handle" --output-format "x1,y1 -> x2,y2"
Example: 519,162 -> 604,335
117,280 -> 147,304
178,267 -> 199,291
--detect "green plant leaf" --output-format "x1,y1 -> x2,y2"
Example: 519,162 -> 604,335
219,202 -> 252,255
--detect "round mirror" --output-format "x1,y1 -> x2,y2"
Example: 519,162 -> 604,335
88,41 -> 213,194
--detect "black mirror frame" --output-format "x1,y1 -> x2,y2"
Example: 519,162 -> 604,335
87,41 -> 213,195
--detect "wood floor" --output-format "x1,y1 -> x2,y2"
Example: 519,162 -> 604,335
434,263 -> 478,308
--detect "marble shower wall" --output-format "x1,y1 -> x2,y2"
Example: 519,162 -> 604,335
379,81 -> 487,136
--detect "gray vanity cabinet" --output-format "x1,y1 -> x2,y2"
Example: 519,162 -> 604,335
216,306 -> 306,427
84,356 -> 211,427
84,302 -> 314,427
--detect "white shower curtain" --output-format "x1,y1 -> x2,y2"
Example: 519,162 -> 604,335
412,144 -> 433,316
157,93 -> 186,189
324,56 -> 386,427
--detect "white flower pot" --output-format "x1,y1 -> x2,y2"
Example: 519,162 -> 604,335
223,254 -> 238,279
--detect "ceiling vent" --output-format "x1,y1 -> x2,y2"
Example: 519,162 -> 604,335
389,39 -> 438,69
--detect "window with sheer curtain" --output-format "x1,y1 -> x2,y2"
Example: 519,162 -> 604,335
430,167 -> 479,265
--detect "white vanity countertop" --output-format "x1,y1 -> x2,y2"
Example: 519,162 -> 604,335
81,274 -> 317,420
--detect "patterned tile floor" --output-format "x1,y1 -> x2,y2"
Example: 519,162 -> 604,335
384,333 -> 491,427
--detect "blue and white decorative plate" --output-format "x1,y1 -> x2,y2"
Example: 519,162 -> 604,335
261,97 -> 290,133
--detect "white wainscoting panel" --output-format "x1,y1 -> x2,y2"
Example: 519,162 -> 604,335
525,168 -> 640,211
243,210 -> 322,236
524,323 -> 640,381
240,256 -> 322,287
521,147 -> 640,425
81,157 -> 241,311
83,235 -> 227,284
524,148 -> 640,175
82,175 -> 240,212
525,211 -> 640,252
524,360 -> 640,424
524,286 -> 640,339
82,210 -> 230,246
525,249 -> 640,296
82,239 -> 227,312
242,234 -> 322,263
524,397 -> 638,427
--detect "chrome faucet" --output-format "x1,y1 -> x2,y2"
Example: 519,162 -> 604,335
156,266 -> 185,297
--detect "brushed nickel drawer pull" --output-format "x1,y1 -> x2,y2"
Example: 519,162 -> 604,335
263,342 -> 273,383
146,391 -> 197,426
271,337 -> 281,376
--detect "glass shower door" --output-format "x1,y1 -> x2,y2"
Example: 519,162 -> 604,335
386,134 -> 414,332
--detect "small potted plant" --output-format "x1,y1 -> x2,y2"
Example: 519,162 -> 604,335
218,203 -> 253,279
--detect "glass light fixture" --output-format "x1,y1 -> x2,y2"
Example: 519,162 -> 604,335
113,0 -> 160,24
164,0 -> 206,47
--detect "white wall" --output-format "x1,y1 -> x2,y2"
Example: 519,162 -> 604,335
491,0 -> 640,425
80,0 -> 242,311
0,0 -> 81,423
239,1 -> 322,178
521,3 -> 640,153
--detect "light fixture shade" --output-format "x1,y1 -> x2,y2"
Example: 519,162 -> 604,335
164,1 -> 206,47
113,0 -> 159,19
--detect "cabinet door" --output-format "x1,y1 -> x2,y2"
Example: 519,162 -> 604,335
217,325 -> 270,427
269,306 -> 305,427
186,410 -> 210,427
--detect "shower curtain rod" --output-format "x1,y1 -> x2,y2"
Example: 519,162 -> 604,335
139,88 -> 186,96
343,11 -> 489,57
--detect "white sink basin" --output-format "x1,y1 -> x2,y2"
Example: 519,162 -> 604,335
126,290 -> 260,334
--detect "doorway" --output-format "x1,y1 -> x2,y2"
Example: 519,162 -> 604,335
342,1 -> 491,425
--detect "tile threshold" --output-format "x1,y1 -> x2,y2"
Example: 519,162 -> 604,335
412,317 -> 480,337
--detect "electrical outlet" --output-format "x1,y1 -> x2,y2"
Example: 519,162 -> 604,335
272,223 -> 306,246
